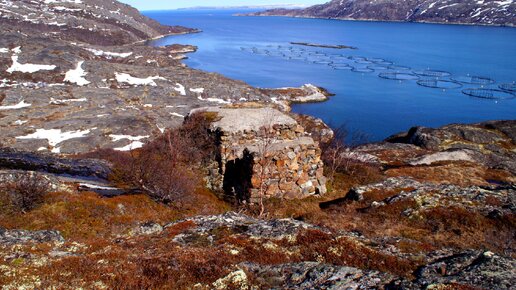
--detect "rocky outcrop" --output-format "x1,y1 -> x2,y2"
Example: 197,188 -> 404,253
260,84 -> 333,111
385,120 -> 516,175
166,211 -> 324,244
415,250 -> 516,289
197,106 -> 327,202
0,228 -> 64,246
240,262 -> 396,289
0,148 -> 111,179
250,0 -> 516,27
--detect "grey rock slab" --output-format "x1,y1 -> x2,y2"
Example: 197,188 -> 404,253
0,228 -> 64,246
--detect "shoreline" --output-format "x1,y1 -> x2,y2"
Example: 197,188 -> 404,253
240,14 -> 516,28
129,29 -> 203,46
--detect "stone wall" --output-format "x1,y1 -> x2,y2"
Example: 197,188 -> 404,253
196,107 -> 327,203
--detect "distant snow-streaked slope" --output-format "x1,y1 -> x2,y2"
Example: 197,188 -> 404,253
0,0 -> 196,45
250,0 -> 516,27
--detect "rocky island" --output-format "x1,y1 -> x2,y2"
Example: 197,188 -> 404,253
0,0 -> 514,289
248,0 -> 516,27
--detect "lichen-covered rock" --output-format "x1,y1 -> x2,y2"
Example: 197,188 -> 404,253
166,212 -> 323,245
0,228 -> 64,246
415,251 -> 516,289
241,262 -> 396,289
129,222 -> 164,237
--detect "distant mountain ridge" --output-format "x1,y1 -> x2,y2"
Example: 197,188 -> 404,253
176,4 -> 310,10
249,0 -> 516,27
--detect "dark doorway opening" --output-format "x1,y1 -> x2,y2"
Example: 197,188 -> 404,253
223,149 -> 254,203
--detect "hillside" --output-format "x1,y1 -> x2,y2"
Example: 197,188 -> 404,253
0,0 -> 514,289
0,0 -> 319,154
0,0 -> 196,45
249,0 -> 516,27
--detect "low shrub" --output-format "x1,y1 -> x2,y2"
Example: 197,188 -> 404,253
82,111 -> 219,206
0,173 -> 50,213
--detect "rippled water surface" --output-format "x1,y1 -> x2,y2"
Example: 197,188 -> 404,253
147,9 -> 516,141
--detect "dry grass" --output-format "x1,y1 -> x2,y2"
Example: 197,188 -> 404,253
386,162 -> 490,187
0,189 -> 228,241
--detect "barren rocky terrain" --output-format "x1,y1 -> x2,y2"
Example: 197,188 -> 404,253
1,120 -> 514,289
249,0 -> 516,27
0,0 -> 514,289
0,0 -> 329,154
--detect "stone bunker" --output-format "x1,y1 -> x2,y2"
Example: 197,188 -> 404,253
192,106 -> 327,203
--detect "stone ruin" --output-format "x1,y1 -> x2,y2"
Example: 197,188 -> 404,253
192,106 -> 327,203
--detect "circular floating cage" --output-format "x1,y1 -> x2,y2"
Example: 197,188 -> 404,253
313,60 -> 333,65
351,67 -> 375,73
355,60 -> 374,64
376,61 -> 394,66
330,56 -> 350,62
414,70 -> 451,78
367,57 -> 388,63
310,52 -> 327,56
348,56 -> 367,61
499,83 -> 516,92
462,88 -> 515,100
330,64 -> 353,70
417,80 -> 463,89
286,56 -> 305,61
379,72 -> 419,81
367,64 -> 389,70
452,76 -> 495,85
388,65 -> 411,71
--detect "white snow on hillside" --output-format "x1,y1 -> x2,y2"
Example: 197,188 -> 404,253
190,88 -> 205,94
85,48 -> 133,59
115,72 -> 166,87
49,97 -> 87,104
174,83 -> 186,95
109,134 -> 149,151
16,128 -> 94,147
7,55 -> 56,73
64,61 -> 90,86
0,100 -> 31,110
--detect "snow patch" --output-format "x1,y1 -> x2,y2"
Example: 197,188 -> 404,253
13,120 -> 28,125
50,97 -> 87,105
64,61 -> 90,86
115,72 -> 166,87
7,55 -> 56,73
16,128 -> 94,147
0,100 -> 31,110
85,48 -> 132,59
109,134 -> 149,151
190,88 -> 205,94
197,96 -> 231,104
174,83 -> 186,95
170,112 -> 184,118
78,183 -> 118,191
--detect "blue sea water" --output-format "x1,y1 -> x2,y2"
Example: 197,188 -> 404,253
146,9 -> 516,141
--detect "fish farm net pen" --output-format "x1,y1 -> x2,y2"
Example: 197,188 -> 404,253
462,88 -> 516,100
417,80 -> 463,89
452,76 -> 496,85
379,72 -> 420,81
499,83 -> 516,92
414,70 -> 452,78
